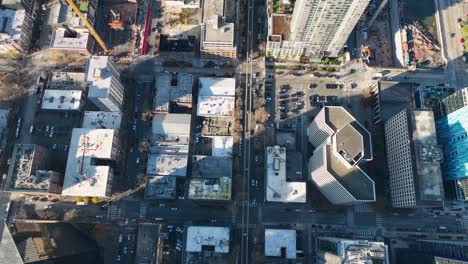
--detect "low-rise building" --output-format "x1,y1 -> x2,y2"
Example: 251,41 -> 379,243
5,144 -> 62,194
201,15 -> 236,61
82,111 -> 122,130
147,154 -> 188,177
49,27 -> 92,56
85,56 -> 125,112
41,89 -> 82,111
47,72 -> 86,90
211,136 -> 233,157
308,106 -> 375,205
266,146 -> 306,203
189,155 -> 232,200
385,109 -> 444,207
316,237 -> 389,264
145,176 -> 176,200
197,77 -> 235,117
0,8 -> 27,54
0,109 -> 10,154
264,229 -> 297,259
164,0 -> 199,8
62,128 -> 118,197
266,14 -> 306,60
186,226 -> 230,253
152,113 -> 191,145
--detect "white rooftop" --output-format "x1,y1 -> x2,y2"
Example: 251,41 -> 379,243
198,78 -> 235,117
152,114 -> 191,144
0,9 -> 24,38
266,146 -> 306,203
186,226 -> 230,253
265,229 -> 297,259
147,154 -> 188,177
41,89 -> 82,111
50,27 -> 90,50
82,111 -> 122,130
212,136 -> 233,157
85,56 -> 114,82
63,128 -> 116,197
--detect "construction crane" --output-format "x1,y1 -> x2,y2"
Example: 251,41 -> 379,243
64,0 -> 109,53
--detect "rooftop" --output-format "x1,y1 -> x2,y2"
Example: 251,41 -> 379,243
317,238 -> 389,264
82,111 -> 122,130
410,110 -> 444,202
0,108 -> 9,130
264,229 -> 296,259
154,73 -> 170,113
202,0 -> 224,23
47,3 -> 84,26
47,72 -> 86,90
41,89 -> 82,111
201,117 -> 233,136
5,144 -> 56,193
212,136 -> 233,157
266,146 -> 306,203
50,27 -> 90,50
377,81 -> 416,123
188,177 -> 231,200
147,154 -> 188,177
145,176 -> 176,199
203,16 -> 234,45
0,9 -> 24,39
152,114 -> 191,145
198,78 -> 235,117
62,128 -> 116,197
85,56 -> 117,82
186,226 -> 230,253
192,155 -> 232,178
270,14 -> 290,41
170,73 -> 193,105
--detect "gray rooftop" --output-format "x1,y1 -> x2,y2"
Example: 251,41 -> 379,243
152,114 -> 191,144
191,155 -> 232,178
147,154 -> 188,177
264,229 -> 296,259
378,81 -> 416,122
203,17 -> 235,44
47,72 -> 86,90
409,110 -> 444,203
154,74 -> 170,113
202,0 -> 224,23
170,73 -> 193,104
145,176 -> 176,199
326,145 -> 375,201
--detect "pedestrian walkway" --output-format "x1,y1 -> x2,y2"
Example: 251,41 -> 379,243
232,211 -> 237,224
462,216 -> 468,230
354,203 -> 374,213
376,212 -> 383,227
139,203 -> 147,219
346,208 -> 354,226
108,205 -> 118,220
257,207 -> 263,223
353,227 -> 375,237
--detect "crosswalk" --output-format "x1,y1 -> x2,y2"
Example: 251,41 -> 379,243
257,207 -> 263,223
354,203 -> 373,213
461,216 -> 468,230
139,203 -> 147,219
108,205 -> 118,220
346,208 -> 354,226
232,211 -> 237,224
375,213 -> 383,227
353,228 -> 375,237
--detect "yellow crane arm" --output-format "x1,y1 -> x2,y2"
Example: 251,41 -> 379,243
65,0 -> 109,54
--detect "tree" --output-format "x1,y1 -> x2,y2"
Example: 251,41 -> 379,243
254,107 -> 270,124
82,197 -> 90,204
91,197 -> 100,204
74,196 -> 82,203
322,57 -> 330,64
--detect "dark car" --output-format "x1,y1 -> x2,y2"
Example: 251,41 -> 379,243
279,94 -> 290,99
326,84 -> 338,89
309,83 -> 318,89
296,91 -> 305,97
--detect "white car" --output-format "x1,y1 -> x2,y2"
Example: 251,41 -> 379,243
136,157 -> 140,164
171,207 -> 178,211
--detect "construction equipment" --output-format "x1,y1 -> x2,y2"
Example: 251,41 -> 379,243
108,9 -> 124,30
64,0 -> 109,53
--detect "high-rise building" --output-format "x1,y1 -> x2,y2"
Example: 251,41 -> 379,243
395,240 -> 468,264
266,0 -> 370,60
434,87 -> 468,200
307,106 -> 375,205
290,0 -> 370,58
384,109 -> 445,208
316,237 -> 389,264
85,56 -> 125,112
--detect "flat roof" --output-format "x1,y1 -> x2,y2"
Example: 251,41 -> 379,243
0,9 -> 24,38
145,176 -> 176,199
186,226 -> 230,253
378,81 -> 416,122
202,0 -> 224,23
317,238 -> 389,264
5,144 -> 52,192
152,114 -> 191,144
203,18 -> 234,44
192,155 -> 232,178
0,109 -> 9,130
170,73 -> 193,104
265,229 -> 296,259
266,146 -> 306,203
85,56 -> 121,101
0,224 -> 23,264
410,110 -> 444,202
41,89 -> 82,111
198,78 -> 235,117
82,111 -> 122,130
325,145 -> 375,201
150,144 -> 189,155
188,177 -> 231,200
212,136 -> 233,157
47,72 -> 86,90
154,73 -> 170,113
147,154 -> 188,177
63,128 -> 115,197
271,14 -> 290,40
50,27 -> 90,50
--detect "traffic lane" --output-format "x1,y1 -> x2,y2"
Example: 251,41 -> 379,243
382,214 -> 462,230
262,206 -> 346,225
147,205 -> 232,222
